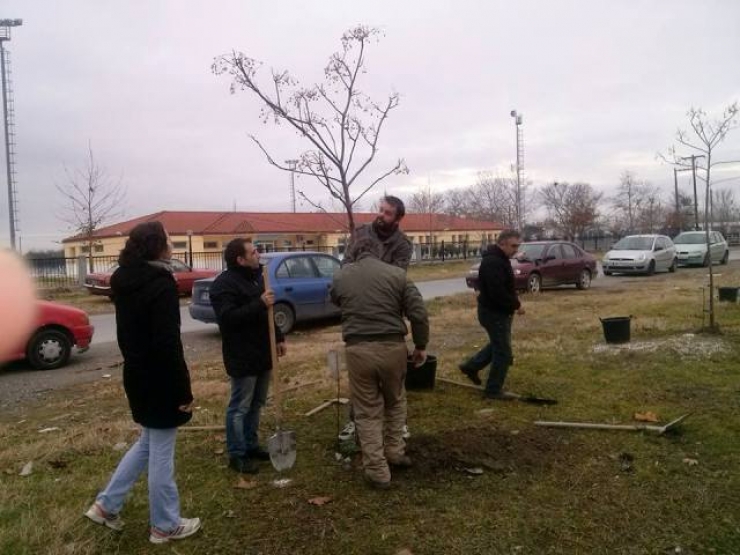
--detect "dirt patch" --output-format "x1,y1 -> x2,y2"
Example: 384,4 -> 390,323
592,333 -> 729,358
403,425 -> 580,479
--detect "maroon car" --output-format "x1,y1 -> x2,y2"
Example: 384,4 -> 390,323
465,241 -> 597,293
84,258 -> 219,297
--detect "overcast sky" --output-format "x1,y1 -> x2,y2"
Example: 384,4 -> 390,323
1,0 -> 739,250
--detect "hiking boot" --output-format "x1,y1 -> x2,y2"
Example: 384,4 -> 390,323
247,446 -> 271,461
402,425 -> 411,440
149,517 -> 201,544
338,421 -> 356,442
458,364 -> 482,386
364,475 -> 392,490
84,501 -> 124,531
484,391 -> 520,401
388,455 -> 413,468
229,456 -> 259,474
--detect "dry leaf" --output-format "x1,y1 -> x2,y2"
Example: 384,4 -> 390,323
396,549 -> 414,555
683,458 -> 699,466
308,496 -> 332,506
214,448 -> 225,455
463,467 -> 484,475
633,411 -> 659,422
234,477 -> 258,489
19,461 -> 33,476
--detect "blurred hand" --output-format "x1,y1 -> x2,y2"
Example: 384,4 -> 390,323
261,289 -> 275,307
277,342 -> 287,357
0,251 -> 36,363
179,401 -> 194,413
411,348 -> 427,368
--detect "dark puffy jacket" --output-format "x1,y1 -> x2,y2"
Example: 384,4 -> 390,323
208,265 -> 285,378
477,244 -> 521,315
111,261 -> 193,429
331,254 -> 429,349
344,223 -> 412,269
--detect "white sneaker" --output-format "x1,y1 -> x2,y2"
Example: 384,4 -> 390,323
402,425 -> 411,440
149,517 -> 201,544
338,421 -> 356,442
84,501 -> 124,531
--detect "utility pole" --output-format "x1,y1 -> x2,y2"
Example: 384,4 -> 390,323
510,110 -> 524,230
681,154 -> 705,231
285,159 -> 298,213
0,18 -> 22,250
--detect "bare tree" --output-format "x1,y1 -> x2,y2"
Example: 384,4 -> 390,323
406,183 -> 445,215
463,172 -> 519,227
612,171 -> 649,233
635,183 -> 665,233
56,145 -> 125,272
539,181 -> 602,241
443,188 -> 469,218
212,25 -> 407,235
712,188 -> 738,236
662,102 -> 739,332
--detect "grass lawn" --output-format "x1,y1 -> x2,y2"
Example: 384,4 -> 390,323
3,269 -> 740,554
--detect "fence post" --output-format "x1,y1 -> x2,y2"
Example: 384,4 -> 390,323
441,240 -> 445,262
463,240 -> 467,260
77,256 -> 87,286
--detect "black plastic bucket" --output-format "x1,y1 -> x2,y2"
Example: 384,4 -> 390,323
405,354 -> 437,390
718,287 -> 740,303
600,317 -> 631,344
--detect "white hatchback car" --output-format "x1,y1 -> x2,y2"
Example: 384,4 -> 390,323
673,230 -> 729,266
602,234 -> 677,275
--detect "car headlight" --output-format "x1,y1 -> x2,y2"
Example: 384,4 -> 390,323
514,269 -> 522,275
636,253 -> 646,261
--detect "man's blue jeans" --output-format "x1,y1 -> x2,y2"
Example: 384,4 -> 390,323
96,427 -> 181,532
462,307 -> 513,396
226,373 -> 270,458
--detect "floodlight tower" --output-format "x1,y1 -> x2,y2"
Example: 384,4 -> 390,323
285,159 -> 298,213
510,110 -> 524,230
1,18 -> 22,250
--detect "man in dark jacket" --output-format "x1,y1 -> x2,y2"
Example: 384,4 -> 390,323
209,238 -> 286,474
459,230 -> 525,400
343,195 -> 412,269
331,237 -> 429,489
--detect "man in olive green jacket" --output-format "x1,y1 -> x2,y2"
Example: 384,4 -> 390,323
331,237 -> 429,489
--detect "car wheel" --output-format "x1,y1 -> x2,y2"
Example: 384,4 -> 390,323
26,329 -> 72,370
669,258 -> 677,273
576,269 -> 592,290
646,260 -> 656,276
721,250 -> 729,265
527,273 -> 541,293
273,302 -> 295,335
604,270 -> 612,276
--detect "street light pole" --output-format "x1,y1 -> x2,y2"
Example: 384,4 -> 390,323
0,18 -> 22,250
680,154 -> 706,231
510,110 -> 523,230
285,159 -> 298,213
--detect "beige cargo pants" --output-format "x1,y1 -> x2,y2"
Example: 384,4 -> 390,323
345,341 -> 408,483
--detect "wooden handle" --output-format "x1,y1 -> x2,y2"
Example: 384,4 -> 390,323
262,265 -> 282,426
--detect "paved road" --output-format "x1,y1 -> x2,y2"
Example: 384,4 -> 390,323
2,257 -> 738,414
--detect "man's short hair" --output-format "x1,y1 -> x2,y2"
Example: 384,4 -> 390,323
348,237 -> 382,261
497,229 -> 521,244
224,238 -> 251,268
383,195 -> 406,220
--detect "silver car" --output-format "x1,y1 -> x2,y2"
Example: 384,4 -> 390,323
673,230 -> 729,267
602,234 -> 677,275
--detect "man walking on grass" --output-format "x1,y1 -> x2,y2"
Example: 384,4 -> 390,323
331,237 -> 429,489
459,229 -> 525,400
209,238 -> 286,474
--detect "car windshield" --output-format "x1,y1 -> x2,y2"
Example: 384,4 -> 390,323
516,244 -> 546,260
673,233 -> 707,245
612,237 -> 654,250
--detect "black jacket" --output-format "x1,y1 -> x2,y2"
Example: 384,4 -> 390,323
111,261 -> 193,429
209,265 -> 285,378
477,245 -> 521,315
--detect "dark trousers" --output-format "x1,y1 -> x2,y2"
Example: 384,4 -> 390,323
462,306 -> 513,396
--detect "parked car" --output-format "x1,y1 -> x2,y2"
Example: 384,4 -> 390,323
189,251 -> 342,334
673,230 -> 729,266
465,241 -> 597,293
3,301 -> 94,370
602,234 -> 677,275
84,258 -> 219,297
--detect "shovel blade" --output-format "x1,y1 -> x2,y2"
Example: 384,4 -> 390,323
267,430 -> 297,471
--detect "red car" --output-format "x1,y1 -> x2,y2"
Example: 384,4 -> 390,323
4,301 -> 95,370
465,241 -> 597,293
84,259 -> 219,297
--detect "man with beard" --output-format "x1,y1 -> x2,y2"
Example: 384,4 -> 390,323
339,195 -> 414,443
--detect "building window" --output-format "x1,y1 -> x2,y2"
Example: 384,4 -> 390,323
70,247 -> 76,256
172,241 -> 187,249
204,241 -> 218,249
306,240 -> 315,245
94,244 -> 104,253
81,246 -> 90,253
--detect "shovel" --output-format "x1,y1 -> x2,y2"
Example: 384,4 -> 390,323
534,413 -> 690,435
263,266 -> 297,471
